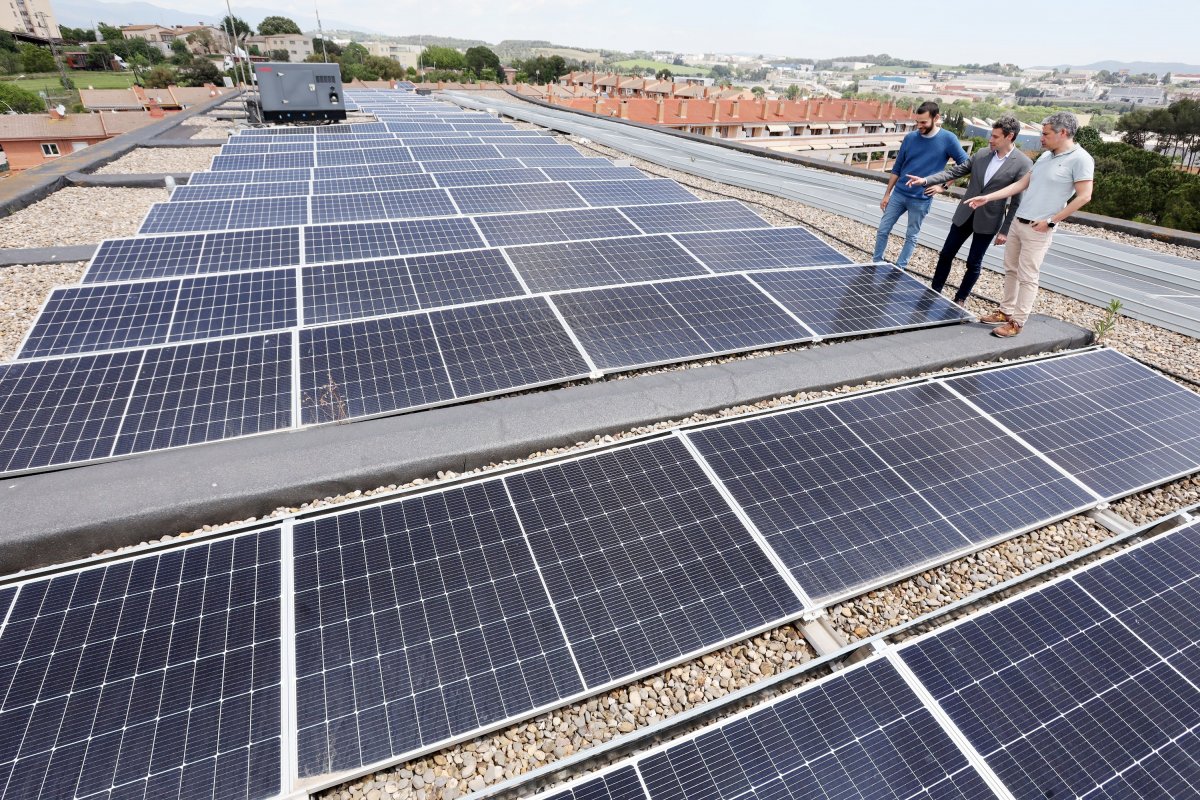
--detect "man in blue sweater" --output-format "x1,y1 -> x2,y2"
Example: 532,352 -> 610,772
873,101 -> 968,268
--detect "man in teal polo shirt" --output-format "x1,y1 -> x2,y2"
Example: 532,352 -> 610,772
873,101 -> 968,269
967,111 -> 1094,337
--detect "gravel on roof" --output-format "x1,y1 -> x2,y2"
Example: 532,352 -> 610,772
0,186 -> 167,248
93,146 -> 221,175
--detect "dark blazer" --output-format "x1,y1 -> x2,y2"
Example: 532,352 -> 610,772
924,147 -> 1033,236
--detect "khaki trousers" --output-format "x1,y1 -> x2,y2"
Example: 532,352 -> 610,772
1000,222 -> 1054,325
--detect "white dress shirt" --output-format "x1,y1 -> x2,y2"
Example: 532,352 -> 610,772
982,148 -> 1011,185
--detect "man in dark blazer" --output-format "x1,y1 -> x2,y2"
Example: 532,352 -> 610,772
905,115 -> 1032,306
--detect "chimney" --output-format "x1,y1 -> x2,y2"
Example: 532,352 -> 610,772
594,97 -> 603,115
816,100 -> 824,117
777,99 -> 785,115
842,101 -> 850,120
618,100 -> 628,119
147,98 -> 164,118
711,101 -> 720,122
730,99 -> 739,118
656,97 -> 665,123
679,99 -> 688,119
803,99 -> 811,117
759,100 -> 768,120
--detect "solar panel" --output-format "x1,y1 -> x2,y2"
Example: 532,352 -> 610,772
493,144 -> 589,160
570,179 -> 698,207
188,167 -> 311,185
111,333 -> 293,456
407,143 -> 501,162
310,192 -> 388,225
169,270 -> 296,342
405,248 -> 526,309
198,227 -> 303,274
540,165 -> 647,182
169,184 -> 246,203
637,658 -> 992,800
84,235 -> 206,283
945,348 -> 1200,498
448,183 -> 587,214
420,158 -> 518,173
431,167 -> 550,188
673,227 -> 853,271
378,188 -> 458,220
685,381 -> 1097,604
619,201 -> 768,234
299,314 -> 454,423
428,296 -> 589,397
0,350 -> 142,473
19,281 -> 177,358
750,264 -> 968,337
140,200 -> 232,235
505,235 -> 707,292
311,174 -> 436,194
0,528 -> 282,800
542,766 -> 645,800
303,258 -> 418,326
899,520 -> 1200,800
226,196 -> 308,231
304,217 -> 484,264
474,208 -> 642,247
291,480 -> 583,777
550,275 -> 811,371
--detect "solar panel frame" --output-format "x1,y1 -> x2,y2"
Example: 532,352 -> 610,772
503,234 -> 709,293
671,226 -> 853,272
17,281 -> 179,358
569,179 -> 699,207
618,200 -> 770,234
473,208 -> 643,247
447,183 -> 588,215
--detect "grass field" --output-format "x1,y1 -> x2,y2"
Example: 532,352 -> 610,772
609,59 -> 708,76
0,71 -> 138,93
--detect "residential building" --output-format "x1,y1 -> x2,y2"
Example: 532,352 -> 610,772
78,84 -> 230,112
245,33 -> 313,61
0,111 -> 158,170
0,0 -> 59,39
1171,73 -> 1200,85
832,61 -> 873,71
362,42 -> 422,69
122,24 -> 230,56
1106,85 -> 1167,106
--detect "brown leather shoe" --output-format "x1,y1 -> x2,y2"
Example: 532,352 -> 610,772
992,321 -> 1023,337
979,310 -> 1009,325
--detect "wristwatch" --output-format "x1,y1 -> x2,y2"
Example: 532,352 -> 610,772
1044,219 -> 1057,228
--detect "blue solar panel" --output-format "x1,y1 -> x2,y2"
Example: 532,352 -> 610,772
188,167 -> 312,185
550,275 -> 811,370
570,179 -> 698,207
619,201 -> 768,234
227,196 -> 308,231
0,351 -> 142,473
140,200 -> 231,235
900,520 -> 1200,800
428,297 -> 589,397
378,188 -> 458,220
431,167 -> 550,188
405,249 -> 526,308
311,192 -> 388,225
111,334 -> 293,456
750,264 -> 968,337
540,165 -> 647,182
474,208 -> 642,247
198,227 -> 302,274
292,480 -> 582,777
408,143 -> 501,162
85,236 -> 205,283
506,235 -> 707,292
506,436 -> 802,688
493,144 -> 589,160
19,282 -> 177,358
0,529 -> 283,800
303,258 -> 418,326
299,314 -> 453,423
304,217 -> 484,264
945,348 -> 1200,498
673,227 -> 852,271
448,183 -> 587,214
311,174 -> 436,194
542,766 -> 645,800
169,270 -> 297,342
638,658 -> 992,800
686,381 -> 1097,604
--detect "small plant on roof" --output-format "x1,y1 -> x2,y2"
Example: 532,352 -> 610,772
1092,298 -> 1123,342
303,372 -> 350,423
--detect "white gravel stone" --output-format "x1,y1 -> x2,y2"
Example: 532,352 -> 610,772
0,261 -> 86,359
0,187 -> 167,248
94,147 -> 221,175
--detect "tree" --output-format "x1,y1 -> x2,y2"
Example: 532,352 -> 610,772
464,46 -> 501,79
97,23 -> 124,42
342,42 -> 369,65
186,29 -> 220,55
257,15 -> 301,36
85,42 -> 113,70
365,55 -> 404,80
0,81 -> 44,112
1117,108 -> 1152,149
0,30 -> 18,52
20,43 -> 55,72
341,62 -> 379,81
656,68 -> 672,80
179,56 -> 220,86
143,64 -> 176,88
785,83 -> 801,101
1074,126 -> 1103,151
1160,179 -> 1200,232
420,45 -> 465,70
268,49 -> 289,62
311,37 -> 341,58
58,26 -> 94,43
169,38 -> 192,65
219,15 -> 252,38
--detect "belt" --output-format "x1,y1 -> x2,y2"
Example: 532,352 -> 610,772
1017,217 -> 1056,227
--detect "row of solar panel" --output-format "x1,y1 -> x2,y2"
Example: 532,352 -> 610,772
172,167 -> 646,202
548,515 -> 1200,800
86,201 -> 770,284
2,265 -> 969,472
31,227 -> 855,356
220,133 -> 553,154
209,141 -> 587,171
3,349 -> 1196,798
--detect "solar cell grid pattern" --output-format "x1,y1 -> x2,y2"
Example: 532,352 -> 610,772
86,228 -> 302,284
473,208 -> 642,247
504,436 -> 802,688
0,529 -> 282,800
569,179 -> 698,207
945,347 -> 1200,498
672,227 -> 852,272
447,182 -> 587,214
618,201 -> 768,234
19,281 -> 177,358
550,274 -> 811,370
540,165 -> 648,182
543,766 -> 646,800
291,481 -> 583,776
303,217 -> 485,265
303,258 -> 418,326
685,381 -> 1097,604
505,235 -> 707,292
749,264 -> 968,336
636,658 -> 993,800
900,519 -> 1200,799
430,167 -> 549,188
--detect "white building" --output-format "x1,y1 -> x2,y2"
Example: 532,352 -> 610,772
362,41 -> 422,69
1106,85 -> 1167,106
245,33 -> 313,61
832,61 -> 874,71
0,0 -> 59,39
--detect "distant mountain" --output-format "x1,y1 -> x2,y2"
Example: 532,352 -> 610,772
1039,60 -> 1200,74
54,0 -> 374,35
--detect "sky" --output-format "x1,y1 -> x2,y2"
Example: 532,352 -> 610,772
107,0 -> 1197,68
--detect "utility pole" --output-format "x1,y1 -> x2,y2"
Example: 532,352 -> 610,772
315,2 -> 328,63
37,12 -> 73,98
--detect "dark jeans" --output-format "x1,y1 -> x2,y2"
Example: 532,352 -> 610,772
932,218 -> 993,302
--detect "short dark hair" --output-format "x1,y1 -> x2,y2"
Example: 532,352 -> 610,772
915,100 -> 940,118
993,114 -> 1021,141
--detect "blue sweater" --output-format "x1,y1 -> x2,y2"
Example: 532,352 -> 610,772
890,129 -> 968,199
